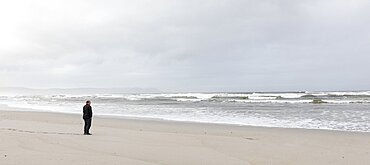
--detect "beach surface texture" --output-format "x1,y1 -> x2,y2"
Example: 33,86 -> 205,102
0,110 -> 369,165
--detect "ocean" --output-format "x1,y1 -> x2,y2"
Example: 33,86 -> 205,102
1,91 -> 370,132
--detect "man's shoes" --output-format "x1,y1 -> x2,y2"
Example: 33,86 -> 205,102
84,133 -> 92,135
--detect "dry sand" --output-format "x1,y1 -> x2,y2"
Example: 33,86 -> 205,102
0,110 -> 369,165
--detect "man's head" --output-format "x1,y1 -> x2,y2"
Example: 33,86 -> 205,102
86,100 -> 91,105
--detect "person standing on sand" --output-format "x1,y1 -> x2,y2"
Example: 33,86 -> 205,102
83,100 -> 93,135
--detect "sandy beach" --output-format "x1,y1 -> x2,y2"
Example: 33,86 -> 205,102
0,110 -> 369,165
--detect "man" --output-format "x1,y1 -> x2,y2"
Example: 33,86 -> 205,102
83,100 -> 93,135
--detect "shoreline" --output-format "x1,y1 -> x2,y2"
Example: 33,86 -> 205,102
1,109 -> 370,165
1,107 -> 369,134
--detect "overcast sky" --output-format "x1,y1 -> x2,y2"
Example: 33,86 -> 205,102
0,0 -> 369,92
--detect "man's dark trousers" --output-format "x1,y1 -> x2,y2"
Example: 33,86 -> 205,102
84,118 -> 92,134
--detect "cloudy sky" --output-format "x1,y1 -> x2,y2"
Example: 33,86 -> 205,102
0,0 -> 369,92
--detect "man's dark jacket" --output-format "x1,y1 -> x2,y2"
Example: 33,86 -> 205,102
83,104 -> 93,120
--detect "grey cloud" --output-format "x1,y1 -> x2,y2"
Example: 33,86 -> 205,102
0,0 -> 370,91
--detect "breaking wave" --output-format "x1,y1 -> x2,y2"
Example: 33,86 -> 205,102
1,91 -> 370,132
